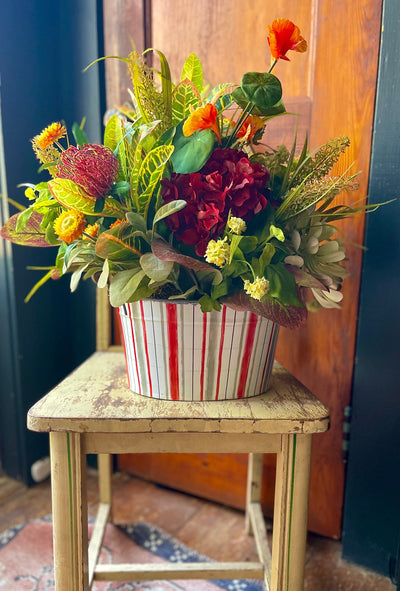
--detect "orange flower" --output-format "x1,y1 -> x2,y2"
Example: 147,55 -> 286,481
267,18 -> 307,62
32,122 -> 67,150
183,103 -> 221,143
83,223 -> 100,240
109,219 -> 123,230
236,115 -> 265,144
53,210 -> 86,244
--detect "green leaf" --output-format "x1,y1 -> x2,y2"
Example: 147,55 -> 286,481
239,72 -> 282,112
171,80 -> 201,125
259,242 -> 276,271
48,178 -> 125,218
269,224 -> 285,242
152,199 -> 187,228
199,294 -> 221,312
229,235 -> 243,263
171,122 -> 215,173
265,264 -> 302,306
140,252 -> 174,281
232,84 -> 285,117
181,53 -> 203,92
104,114 -> 127,180
109,268 -> 146,307
0,211 -> 52,247
72,122 -> 88,146
15,207 -> 34,232
239,236 -> 258,253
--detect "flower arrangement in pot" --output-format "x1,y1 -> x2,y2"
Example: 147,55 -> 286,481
0,19 -> 383,401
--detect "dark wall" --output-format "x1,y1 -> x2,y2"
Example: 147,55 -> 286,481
0,1 -> 104,482
342,0 -> 400,578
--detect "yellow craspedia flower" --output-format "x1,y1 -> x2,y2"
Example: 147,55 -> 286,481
204,237 -> 230,267
83,223 -> 100,240
32,122 -> 67,150
244,276 -> 270,301
227,216 -> 247,235
54,210 -> 86,244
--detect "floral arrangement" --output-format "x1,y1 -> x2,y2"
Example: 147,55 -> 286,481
0,18 -> 381,329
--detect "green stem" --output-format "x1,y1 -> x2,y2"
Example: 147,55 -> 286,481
268,58 -> 278,74
225,102 -> 255,148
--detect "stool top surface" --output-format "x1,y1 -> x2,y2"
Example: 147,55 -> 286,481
27,351 -> 329,435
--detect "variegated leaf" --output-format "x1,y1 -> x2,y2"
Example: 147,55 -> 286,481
104,114 -> 127,180
48,178 -> 125,218
181,53 -> 203,92
0,211 -> 52,247
171,80 -> 201,125
137,145 -> 174,216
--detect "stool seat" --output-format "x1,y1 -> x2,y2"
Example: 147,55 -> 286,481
27,350 -> 329,591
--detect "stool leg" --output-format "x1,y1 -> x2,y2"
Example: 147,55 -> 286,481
245,453 -> 264,534
98,454 -> 113,521
270,434 -> 312,591
50,432 -> 88,591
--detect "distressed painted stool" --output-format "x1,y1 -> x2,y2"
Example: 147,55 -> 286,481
27,294 -> 329,591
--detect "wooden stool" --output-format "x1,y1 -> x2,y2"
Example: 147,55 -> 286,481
27,350 -> 329,591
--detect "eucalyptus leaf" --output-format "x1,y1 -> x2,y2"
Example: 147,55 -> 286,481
70,262 -> 90,292
97,259 -> 110,289
125,211 -> 147,232
152,199 -> 187,228
140,252 -> 174,281
109,268 -> 146,307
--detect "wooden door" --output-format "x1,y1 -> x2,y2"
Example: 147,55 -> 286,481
103,0 -> 382,539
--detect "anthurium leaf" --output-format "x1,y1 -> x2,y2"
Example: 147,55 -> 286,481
140,252 -> 174,281
171,122 -> 215,173
0,211 -> 52,246
95,222 -> 142,261
152,238 -> 222,282
104,114 -> 127,180
181,53 -> 203,92
171,79 -> 201,125
152,199 -> 187,228
109,267 -> 146,307
48,178 -> 125,218
222,291 -> 307,329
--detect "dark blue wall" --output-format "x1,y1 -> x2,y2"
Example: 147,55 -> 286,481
342,0 -> 400,579
0,1 -> 104,482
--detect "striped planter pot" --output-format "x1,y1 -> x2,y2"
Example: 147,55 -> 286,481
118,300 -> 279,401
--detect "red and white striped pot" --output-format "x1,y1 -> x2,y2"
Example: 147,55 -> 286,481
118,300 -> 279,401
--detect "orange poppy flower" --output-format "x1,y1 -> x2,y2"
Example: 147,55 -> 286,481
267,18 -> 307,62
183,103 -> 221,143
236,115 -> 265,144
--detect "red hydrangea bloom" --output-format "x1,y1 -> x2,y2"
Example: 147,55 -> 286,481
161,148 -> 269,256
56,144 -> 119,199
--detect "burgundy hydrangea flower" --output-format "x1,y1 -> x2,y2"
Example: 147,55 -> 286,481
56,144 -> 119,199
161,148 -> 269,256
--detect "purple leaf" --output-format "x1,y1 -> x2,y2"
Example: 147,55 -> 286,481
0,211 -> 53,247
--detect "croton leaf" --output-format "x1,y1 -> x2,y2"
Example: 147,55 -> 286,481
172,79 -> 201,125
48,178 -> 125,218
104,114 -> 127,181
181,53 -> 203,92
221,291 -> 307,329
0,211 -> 53,247
95,222 -> 142,261
152,238 -> 222,282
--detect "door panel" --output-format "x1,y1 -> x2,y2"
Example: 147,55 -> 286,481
104,0 -> 382,538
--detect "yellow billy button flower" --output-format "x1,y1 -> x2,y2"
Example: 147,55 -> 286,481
32,122 -> 67,150
204,237 -> 230,267
244,276 -> 270,301
54,210 -> 86,244
227,216 -> 247,235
